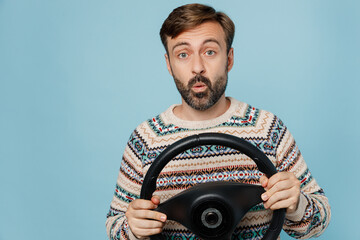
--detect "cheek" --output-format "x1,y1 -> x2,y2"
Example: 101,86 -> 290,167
207,56 -> 228,71
171,64 -> 191,80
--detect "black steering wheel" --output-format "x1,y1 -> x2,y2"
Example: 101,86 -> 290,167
140,133 -> 285,240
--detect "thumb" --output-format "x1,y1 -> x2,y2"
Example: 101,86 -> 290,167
260,175 -> 268,188
151,195 -> 161,205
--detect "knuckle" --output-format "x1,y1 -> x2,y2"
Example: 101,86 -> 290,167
293,185 -> 300,193
125,208 -> 133,219
267,196 -> 275,205
269,178 -> 276,186
278,181 -> 287,189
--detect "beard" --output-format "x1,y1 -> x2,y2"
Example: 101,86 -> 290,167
173,71 -> 228,111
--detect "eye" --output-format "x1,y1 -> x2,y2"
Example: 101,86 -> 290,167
178,52 -> 188,59
205,50 -> 216,56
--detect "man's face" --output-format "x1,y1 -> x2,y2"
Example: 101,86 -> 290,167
165,21 -> 234,111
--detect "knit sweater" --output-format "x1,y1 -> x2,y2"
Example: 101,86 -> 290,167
106,97 -> 331,240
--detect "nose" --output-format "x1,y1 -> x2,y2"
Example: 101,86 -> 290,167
191,54 -> 205,75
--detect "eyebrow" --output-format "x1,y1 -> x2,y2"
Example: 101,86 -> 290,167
172,42 -> 189,52
171,38 -> 222,52
203,38 -> 221,47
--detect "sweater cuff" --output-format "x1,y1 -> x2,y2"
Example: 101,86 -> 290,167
285,193 -> 308,222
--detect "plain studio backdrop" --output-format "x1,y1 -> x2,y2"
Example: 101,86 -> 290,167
0,0 -> 359,239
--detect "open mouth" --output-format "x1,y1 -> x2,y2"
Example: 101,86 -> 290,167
192,82 -> 207,92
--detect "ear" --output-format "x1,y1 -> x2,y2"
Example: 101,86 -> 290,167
165,53 -> 173,76
227,48 -> 234,72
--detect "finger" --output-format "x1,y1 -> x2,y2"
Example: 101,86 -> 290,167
130,209 -> 167,222
263,188 -> 292,208
131,218 -> 166,229
259,175 -> 268,188
262,178 -> 293,201
130,225 -> 164,239
265,197 -> 293,211
263,186 -> 300,210
129,215 -> 166,238
265,196 -> 299,212
267,172 -> 293,189
130,199 -> 158,210
151,195 -> 161,205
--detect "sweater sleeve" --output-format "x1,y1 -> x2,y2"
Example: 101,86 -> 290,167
274,118 -> 331,239
106,130 -> 146,240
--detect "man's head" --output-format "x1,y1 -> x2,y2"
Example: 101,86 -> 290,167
160,4 -> 235,55
160,4 -> 235,111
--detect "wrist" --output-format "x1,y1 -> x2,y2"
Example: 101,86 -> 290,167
285,192 -> 308,222
128,229 -> 150,240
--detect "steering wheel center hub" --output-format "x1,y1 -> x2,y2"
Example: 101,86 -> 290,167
201,208 -> 222,228
191,199 -> 233,238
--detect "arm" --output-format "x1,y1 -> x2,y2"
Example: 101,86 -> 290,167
261,117 -> 331,239
106,130 -> 166,240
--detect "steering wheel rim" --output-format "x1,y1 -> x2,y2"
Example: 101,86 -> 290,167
140,132 -> 285,240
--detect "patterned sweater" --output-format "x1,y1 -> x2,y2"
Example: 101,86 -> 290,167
106,97 -> 331,240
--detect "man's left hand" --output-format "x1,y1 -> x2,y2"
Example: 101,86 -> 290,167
259,172 -> 301,214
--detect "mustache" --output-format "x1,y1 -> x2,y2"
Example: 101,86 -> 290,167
188,75 -> 212,89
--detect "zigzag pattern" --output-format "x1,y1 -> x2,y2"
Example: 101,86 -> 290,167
234,222 -> 271,240
162,228 -> 199,239
109,201 -> 129,212
241,211 -> 272,222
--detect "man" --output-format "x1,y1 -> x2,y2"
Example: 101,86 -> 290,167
106,4 -> 330,239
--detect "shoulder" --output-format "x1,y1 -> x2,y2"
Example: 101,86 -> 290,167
126,105 -> 177,146
228,97 -> 283,127
134,105 -> 176,135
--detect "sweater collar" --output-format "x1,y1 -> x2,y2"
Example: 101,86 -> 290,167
161,97 -> 245,129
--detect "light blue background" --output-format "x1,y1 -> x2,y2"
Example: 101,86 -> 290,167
0,0 -> 359,239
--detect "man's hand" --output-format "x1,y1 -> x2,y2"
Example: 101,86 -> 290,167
126,196 -> 167,238
260,172 -> 301,214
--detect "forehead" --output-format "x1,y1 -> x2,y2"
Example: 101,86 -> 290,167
167,21 -> 226,50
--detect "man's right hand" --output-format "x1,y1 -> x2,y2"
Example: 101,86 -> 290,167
125,196 -> 167,238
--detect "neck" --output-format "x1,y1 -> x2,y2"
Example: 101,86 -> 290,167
173,95 -> 230,121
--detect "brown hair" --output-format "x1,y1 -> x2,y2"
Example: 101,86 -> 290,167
160,3 -> 235,53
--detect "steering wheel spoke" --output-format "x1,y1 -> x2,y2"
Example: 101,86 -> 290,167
155,181 -> 265,239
